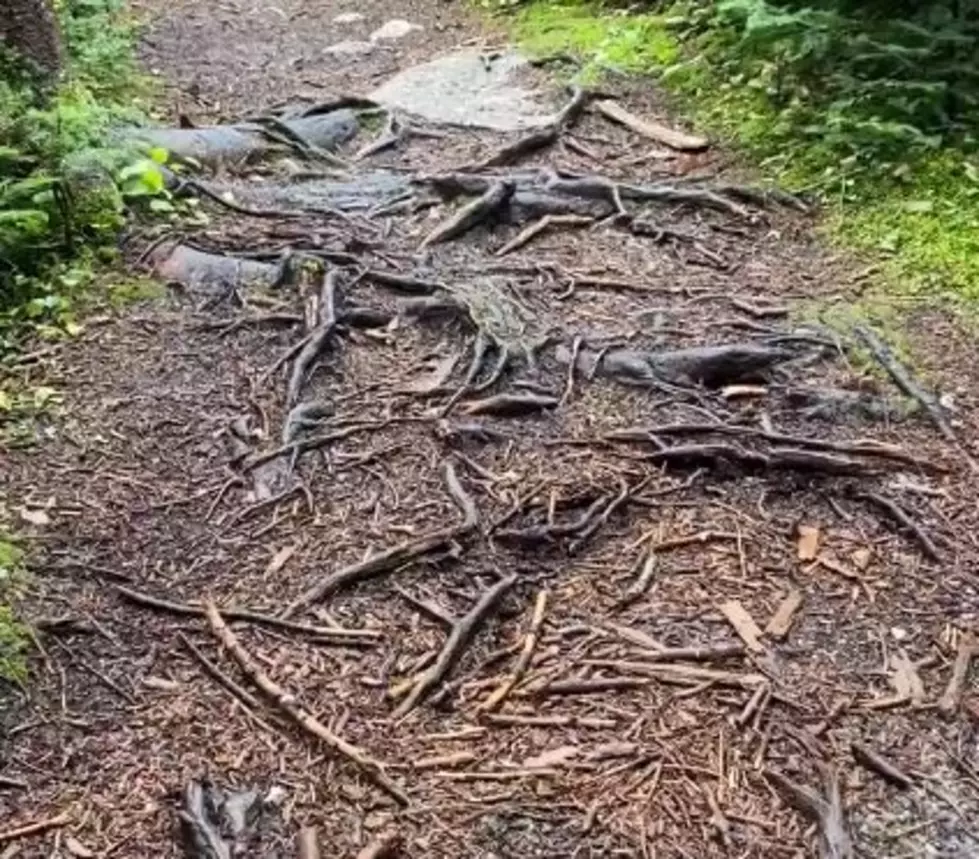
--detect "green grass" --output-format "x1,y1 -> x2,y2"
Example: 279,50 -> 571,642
508,1 -> 979,310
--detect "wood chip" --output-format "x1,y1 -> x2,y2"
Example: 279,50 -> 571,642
938,632 -> 977,718
796,524 -> 820,561
718,600 -> 765,653
264,544 -> 298,576
594,99 -> 708,151
522,745 -> 580,769
765,589 -> 803,640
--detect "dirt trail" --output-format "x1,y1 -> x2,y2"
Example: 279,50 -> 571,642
3,0 -> 979,856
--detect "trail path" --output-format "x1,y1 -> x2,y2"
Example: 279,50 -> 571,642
3,0 -> 979,856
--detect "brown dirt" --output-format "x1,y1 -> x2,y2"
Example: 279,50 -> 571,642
3,1 -> 979,857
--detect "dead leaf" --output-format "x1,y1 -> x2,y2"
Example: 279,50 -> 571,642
406,354 -> 458,394
796,524 -> 820,561
65,836 -> 95,858
718,600 -> 765,653
522,745 -> 579,769
18,506 -> 51,526
264,544 -> 297,576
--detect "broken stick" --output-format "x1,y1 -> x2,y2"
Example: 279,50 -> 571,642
204,602 -> 408,805
393,575 -> 516,718
765,766 -> 853,859
478,589 -> 549,712
718,600 -> 765,653
288,268 -> 340,406
283,460 -> 478,616
593,99 -> 708,152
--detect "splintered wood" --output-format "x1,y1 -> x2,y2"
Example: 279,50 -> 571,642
765,589 -> 803,640
718,600 -> 765,653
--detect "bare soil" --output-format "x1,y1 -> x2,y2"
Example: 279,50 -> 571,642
3,0 -> 979,857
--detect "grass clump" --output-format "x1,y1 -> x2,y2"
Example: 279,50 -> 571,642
507,0 -> 979,306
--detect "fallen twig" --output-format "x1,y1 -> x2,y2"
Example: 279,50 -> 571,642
765,767 -> 853,859
178,631 -> 261,711
461,393 -> 558,417
855,325 -> 956,444
851,742 -> 912,789
0,812 -> 71,843
496,214 -> 593,256
393,575 -> 516,718
204,602 -> 408,805
283,461 -> 478,616
593,99 -> 708,152
855,491 -> 942,561
479,590 -> 549,712
114,585 -> 378,644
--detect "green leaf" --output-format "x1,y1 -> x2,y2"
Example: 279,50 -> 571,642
904,200 -> 934,213
148,147 -> 169,164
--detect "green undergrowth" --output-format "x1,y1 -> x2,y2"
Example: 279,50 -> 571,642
1,0 -> 171,356
507,1 -> 979,313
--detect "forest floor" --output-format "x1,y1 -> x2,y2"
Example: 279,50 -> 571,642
2,0 -> 979,856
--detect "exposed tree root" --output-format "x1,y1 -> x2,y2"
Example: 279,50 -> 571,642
393,575 -> 516,718
460,393 -> 558,417
282,461 -> 478,616
287,267 -> 340,406
205,602 -> 409,805
420,181 -> 514,249
854,491 -> 942,560
470,86 -> 590,170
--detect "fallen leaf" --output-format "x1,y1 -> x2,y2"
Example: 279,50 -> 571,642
264,544 -> 297,576
18,507 -> 50,527
65,836 -> 95,858
523,745 -> 579,769
796,524 -> 820,561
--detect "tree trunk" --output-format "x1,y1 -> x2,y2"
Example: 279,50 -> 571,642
0,0 -> 63,86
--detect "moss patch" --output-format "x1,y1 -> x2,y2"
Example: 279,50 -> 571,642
0,538 -> 28,685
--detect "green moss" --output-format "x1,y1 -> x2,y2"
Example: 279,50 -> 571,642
514,2 -> 678,82
504,1 -> 979,313
0,538 -> 28,685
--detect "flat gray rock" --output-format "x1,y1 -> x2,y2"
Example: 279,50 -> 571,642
369,50 -> 557,131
